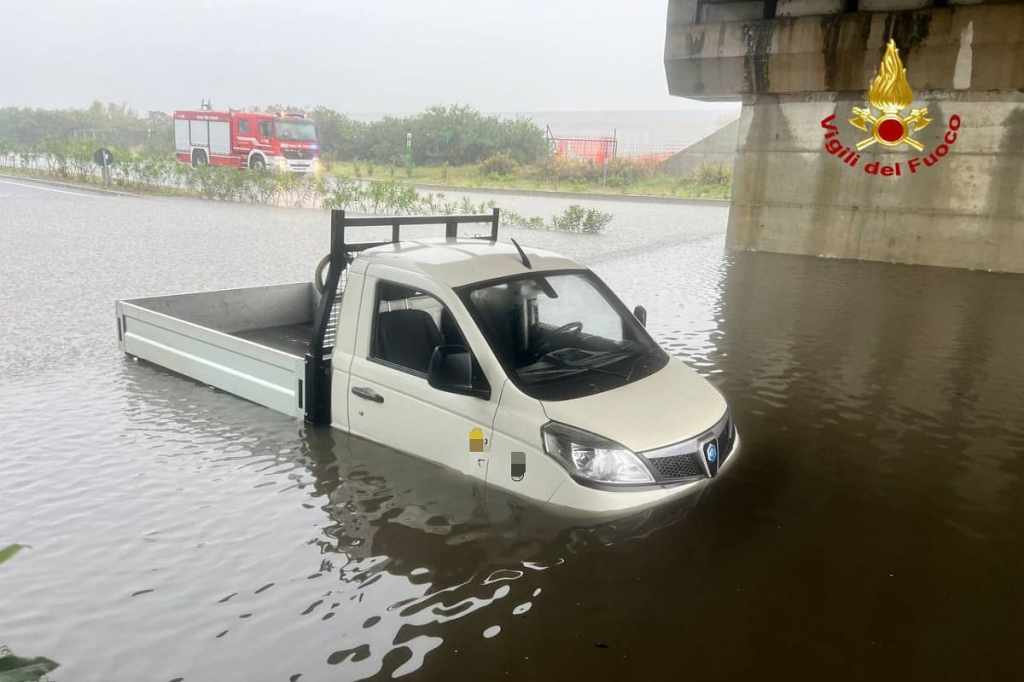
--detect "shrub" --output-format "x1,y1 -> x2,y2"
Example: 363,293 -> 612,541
535,156 -> 600,184
690,163 -> 732,186
603,157 -> 660,188
548,205 -> 612,234
480,152 -> 519,177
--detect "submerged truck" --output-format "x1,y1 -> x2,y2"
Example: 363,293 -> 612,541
116,211 -> 740,514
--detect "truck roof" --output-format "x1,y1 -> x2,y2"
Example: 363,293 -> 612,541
357,238 -> 582,288
173,109 -> 305,121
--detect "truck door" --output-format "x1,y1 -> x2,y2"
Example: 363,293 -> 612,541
257,120 -> 273,150
235,117 -> 254,154
345,270 -> 499,481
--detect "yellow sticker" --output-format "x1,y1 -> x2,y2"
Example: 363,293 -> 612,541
469,427 -> 485,453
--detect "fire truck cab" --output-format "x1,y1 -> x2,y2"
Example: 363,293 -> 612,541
173,108 -> 320,173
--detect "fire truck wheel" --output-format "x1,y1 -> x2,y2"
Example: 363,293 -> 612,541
191,150 -> 208,168
250,155 -> 266,172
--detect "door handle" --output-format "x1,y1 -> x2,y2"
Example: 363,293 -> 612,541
351,386 -> 384,403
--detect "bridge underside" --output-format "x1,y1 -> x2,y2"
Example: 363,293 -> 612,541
666,1 -> 1024,273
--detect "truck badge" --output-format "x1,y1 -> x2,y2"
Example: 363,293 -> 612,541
704,441 -> 718,465
849,39 -> 931,151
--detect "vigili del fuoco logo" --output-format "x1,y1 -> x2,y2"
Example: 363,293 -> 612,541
820,39 -> 962,177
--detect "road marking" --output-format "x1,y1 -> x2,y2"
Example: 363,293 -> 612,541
0,179 -> 103,199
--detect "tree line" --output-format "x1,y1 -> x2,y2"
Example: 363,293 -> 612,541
0,101 -> 550,166
310,104 -> 548,165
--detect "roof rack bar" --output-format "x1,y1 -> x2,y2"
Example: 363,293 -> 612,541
337,210 -> 500,251
341,213 -> 498,228
345,240 -> 392,253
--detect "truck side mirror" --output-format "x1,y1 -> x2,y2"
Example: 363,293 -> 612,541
428,345 -> 490,400
633,305 -> 647,327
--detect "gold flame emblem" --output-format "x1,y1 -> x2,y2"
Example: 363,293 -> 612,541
850,40 -> 931,151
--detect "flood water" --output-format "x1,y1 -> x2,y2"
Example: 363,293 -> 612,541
2,177 -> 1022,681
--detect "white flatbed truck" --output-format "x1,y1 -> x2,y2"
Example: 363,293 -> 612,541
117,210 -> 740,515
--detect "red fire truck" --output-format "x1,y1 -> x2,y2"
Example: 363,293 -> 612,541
173,108 -> 320,173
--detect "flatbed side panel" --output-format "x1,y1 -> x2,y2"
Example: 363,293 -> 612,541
124,282 -> 315,335
118,301 -> 305,418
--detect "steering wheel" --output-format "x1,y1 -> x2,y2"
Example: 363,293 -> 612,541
550,321 -> 583,336
535,321 -> 583,356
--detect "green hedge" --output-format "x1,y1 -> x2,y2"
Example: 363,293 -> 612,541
0,142 -> 610,234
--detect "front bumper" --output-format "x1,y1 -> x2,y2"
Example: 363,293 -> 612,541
545,428 -> 742,516
275,157 -> 318,173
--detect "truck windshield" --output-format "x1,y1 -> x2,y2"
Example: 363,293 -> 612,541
274,120 -> 317,141
459,271 -> 668,401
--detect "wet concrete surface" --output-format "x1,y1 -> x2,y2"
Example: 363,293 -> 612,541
1,177 -> 1022,680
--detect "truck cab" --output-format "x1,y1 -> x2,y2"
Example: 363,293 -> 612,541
117,211 -> 739,516
332,238 -> 738,514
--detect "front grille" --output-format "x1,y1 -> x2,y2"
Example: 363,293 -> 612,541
648,452 -> 705,480
719,420 -> 734,466
642,411 -> 735,481
282,149 -> 314,160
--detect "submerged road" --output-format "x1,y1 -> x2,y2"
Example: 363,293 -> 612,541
1,178 -> 1022,681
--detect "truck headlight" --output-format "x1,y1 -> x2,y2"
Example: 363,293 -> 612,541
541,422 -> 654,485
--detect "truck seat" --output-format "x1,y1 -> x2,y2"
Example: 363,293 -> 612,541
375,309 -> 442,373
471,287 -> 522,362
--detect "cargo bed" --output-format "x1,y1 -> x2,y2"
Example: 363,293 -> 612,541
116,283 -> 321,417
117,210 -> 500,426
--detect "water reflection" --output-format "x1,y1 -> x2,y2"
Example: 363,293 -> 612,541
113,361 -> 703,679
5,187 -> 1024,680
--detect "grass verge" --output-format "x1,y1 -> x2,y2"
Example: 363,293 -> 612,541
330,160 -> 732,201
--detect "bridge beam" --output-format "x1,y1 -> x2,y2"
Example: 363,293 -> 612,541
666,1 -> 1024,272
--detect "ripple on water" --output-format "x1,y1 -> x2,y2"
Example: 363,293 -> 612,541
3,193 -> 1024,681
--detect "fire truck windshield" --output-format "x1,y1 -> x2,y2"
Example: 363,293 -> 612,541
274,120 -> 317,142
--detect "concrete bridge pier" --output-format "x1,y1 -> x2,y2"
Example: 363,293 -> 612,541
665,0 -> 1024,273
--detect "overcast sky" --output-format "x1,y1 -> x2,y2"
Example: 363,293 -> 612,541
2,0 -> 726,114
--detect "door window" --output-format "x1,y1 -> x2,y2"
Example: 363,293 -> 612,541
238,119 -> 250,135
258,121 -> 272,138
371,281 -> 472,376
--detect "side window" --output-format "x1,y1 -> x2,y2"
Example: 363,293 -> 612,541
238,119 -> 250,135
258,121 -> 272,138
371,282 -> 467,374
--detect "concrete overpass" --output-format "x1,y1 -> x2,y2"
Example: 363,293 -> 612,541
665,0 -> 1024,273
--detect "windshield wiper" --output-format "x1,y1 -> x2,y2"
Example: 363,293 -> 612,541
624,347 -> 662,383
517,365 -> 589,382
518,348 -> 638,383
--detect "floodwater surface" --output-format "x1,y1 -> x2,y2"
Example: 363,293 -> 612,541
1,177 -> 1022,681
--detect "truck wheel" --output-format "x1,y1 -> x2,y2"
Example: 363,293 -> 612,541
191,150 -> 208,168
250,156 -> 266,172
